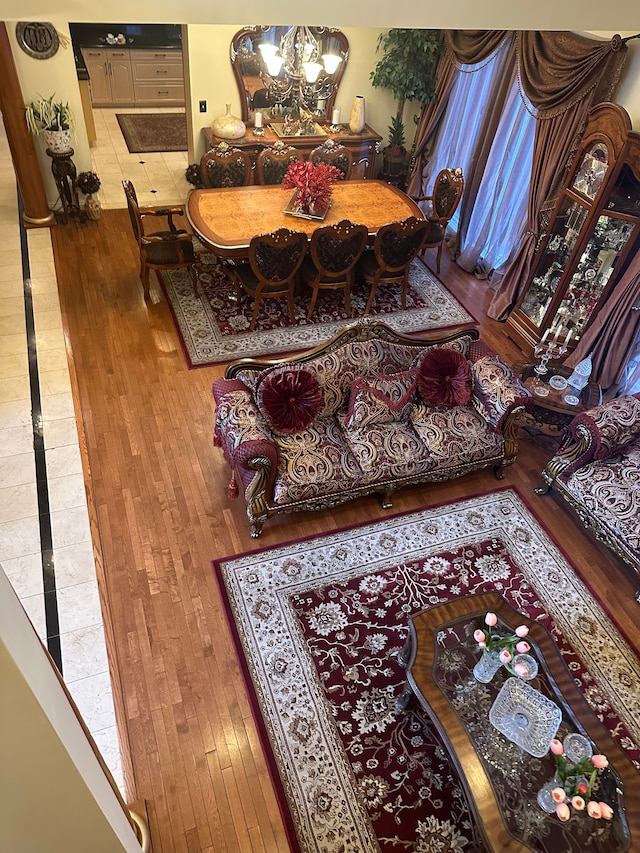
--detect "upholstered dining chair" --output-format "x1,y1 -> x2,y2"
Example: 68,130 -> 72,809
255,141 -> 302,185
300,219 -> 369,320
310,139 -> 353,180
412,167 -> 464,273
236,227 -> 308,331
122,180 -> 197,301
199,141 -> 254,188
357,216 -> 429,315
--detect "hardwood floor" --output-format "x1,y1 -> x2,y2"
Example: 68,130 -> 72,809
50,210 -> 640,852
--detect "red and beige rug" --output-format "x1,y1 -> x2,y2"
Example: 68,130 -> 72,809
161,254 -> 474,366
214,488 -> 640,853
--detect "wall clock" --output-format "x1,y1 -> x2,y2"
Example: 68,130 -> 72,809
15,22 -> 60,60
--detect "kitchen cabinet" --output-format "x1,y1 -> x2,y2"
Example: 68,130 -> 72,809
82,48 -> 134,106
505,102 -> 640,355
130,49 -> 184,106
81,47 -> 184,107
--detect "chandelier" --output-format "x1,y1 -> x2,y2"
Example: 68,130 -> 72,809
258,26 -> 346,116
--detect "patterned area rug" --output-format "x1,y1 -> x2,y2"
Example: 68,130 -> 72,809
214,488 -> 640,853
116,113 -> 187,153
161,254 -> 475,367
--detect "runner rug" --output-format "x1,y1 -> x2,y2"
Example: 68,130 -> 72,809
116,112 -> 187,153
214,488 -> 640,853
161,254 -> 474,367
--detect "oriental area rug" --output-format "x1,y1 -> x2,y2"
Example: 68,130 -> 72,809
161,254 -> 474,367
116,112 -> 187,153
214,488 -> 640,853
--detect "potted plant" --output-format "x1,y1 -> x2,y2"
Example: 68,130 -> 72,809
25,94 -> 75,154
77,171 -> 102,220
370,29 -> 442,176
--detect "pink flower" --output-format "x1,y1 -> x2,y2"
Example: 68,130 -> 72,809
551,787 -> 566,803
591,754 -> 609,769
515,625 -> 529,638
513,662 -> 528,677
556,802 -> 571,821
550,739 -> 564,756
587,801 -> 602,819
599,802 -> 614,820
516,640 -> 530,654
474,629 -> 486,643
578,782 -> 588,795
571,796 -> 585,810
499,649 -> 512,664
485,612 -> 498,627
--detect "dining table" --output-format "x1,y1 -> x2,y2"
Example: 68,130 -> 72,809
185,179 -> 424,259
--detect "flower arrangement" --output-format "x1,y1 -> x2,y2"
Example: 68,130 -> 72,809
548,737 -> 613,821
474,611 -> 532,676
282,160 -> 343,214
77,171 -> 101,195
185,163 -> 204,189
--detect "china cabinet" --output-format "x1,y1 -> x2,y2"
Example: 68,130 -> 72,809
505,102 -> 640,355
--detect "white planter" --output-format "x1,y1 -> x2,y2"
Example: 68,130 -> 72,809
43,129 -> 72,154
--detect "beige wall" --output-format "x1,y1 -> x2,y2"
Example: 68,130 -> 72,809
0,569 -> 142,853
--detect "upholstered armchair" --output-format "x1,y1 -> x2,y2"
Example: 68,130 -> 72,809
200,141 -> 253,188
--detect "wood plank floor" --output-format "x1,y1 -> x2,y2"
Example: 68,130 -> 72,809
50,210 -> 640,852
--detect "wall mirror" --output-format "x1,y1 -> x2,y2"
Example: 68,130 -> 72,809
231,26 -> 349,123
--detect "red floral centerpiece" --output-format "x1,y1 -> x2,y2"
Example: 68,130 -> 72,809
282,160 -> 343,216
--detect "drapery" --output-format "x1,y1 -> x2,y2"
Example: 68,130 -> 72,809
487,31 -> 627,319
406,30 -> 628,317
564,252 -> 640,396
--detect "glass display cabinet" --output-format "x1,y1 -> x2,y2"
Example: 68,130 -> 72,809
505,103 -> 640,355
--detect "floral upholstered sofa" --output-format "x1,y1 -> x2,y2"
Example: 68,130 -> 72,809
538,394 -> 640,602
213,319 -> 531,537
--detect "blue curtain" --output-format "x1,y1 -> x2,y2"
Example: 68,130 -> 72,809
456,81 -> 536,281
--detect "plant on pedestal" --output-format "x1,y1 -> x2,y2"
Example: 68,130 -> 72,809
370,29 -> 442,177
25,94 -> 75,154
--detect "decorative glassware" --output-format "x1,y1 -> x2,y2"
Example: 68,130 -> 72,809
563,732 -> 593,764
537,774 -> 562,813
512,652 -> 538,681
489,678 -> 562,757
472,648 -> 503,683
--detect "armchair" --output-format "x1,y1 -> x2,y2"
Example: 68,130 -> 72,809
413,168 -> 464,273
200,141 -> 254,188
122,180 -> 197,301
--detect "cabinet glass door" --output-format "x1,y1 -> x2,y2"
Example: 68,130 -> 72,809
571,140 -> 609,200
554,212 -> 636,341
519,197 -> 589,326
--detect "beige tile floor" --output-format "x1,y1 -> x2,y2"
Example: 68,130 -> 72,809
0,107 -> 189,796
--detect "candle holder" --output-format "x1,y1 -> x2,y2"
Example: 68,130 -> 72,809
533,339 -> 570,376
252,127 -> 265,136
330,122 -> 341,133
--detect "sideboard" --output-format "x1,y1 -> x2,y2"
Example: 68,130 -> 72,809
201,123 -> 383,180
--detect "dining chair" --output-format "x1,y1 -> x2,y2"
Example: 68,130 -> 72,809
255,141 -> 302,185
300,219 -> 369,320
412,168 -> 464,273
357,216 -> 429,315
310,139 -> 353,180
199,141 -> 254,188
122,180 -> 198,300
236,227 -> 308,331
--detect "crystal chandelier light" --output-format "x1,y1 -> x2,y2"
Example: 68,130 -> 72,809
258,26 -> 345,115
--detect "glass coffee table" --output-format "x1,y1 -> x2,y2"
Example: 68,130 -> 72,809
398,592 -> 639,852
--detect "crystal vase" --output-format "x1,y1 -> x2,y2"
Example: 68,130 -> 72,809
473,648 -> 502,683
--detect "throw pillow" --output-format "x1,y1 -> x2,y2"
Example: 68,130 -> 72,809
258,366 -> 323,433
343,369 -> 418,431
417,347 -> 472,407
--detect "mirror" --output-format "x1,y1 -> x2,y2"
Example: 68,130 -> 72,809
231,26 -> 349,123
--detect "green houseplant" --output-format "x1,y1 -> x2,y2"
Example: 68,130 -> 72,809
25,95 -> 75,154
370,29 -> 442,175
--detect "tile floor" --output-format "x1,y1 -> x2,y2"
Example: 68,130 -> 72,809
0,107 -> 189,796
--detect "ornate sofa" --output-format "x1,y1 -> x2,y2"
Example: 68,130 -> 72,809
537,394 -> 640,602
213,319 -> 531,537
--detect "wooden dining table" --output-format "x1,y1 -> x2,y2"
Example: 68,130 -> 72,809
186,179 -> 424,259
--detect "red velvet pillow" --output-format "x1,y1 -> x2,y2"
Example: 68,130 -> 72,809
418,347 -> 472,406
258,367 -> 323,433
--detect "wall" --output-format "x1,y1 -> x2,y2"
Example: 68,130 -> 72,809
0,568 -> 142,853
8,19 -> 92,205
